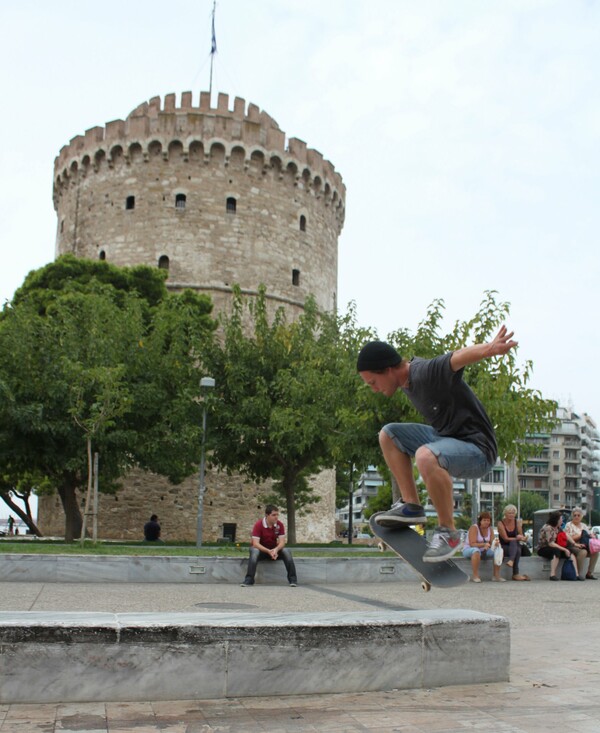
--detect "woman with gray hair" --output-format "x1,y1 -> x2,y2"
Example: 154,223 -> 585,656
498,504 -> 529,581
565,507 -> 597,580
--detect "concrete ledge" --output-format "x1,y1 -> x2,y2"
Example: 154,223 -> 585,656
0,609 -> 510,703
0,553 -> 549,584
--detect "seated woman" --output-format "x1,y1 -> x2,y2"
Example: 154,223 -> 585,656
462,511 -> 503,582
498,504 -> 529,581
565,507 -> 597,580
537,510 -> 580,581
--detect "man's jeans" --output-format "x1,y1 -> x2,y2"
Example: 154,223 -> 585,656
243,547 -> 297,585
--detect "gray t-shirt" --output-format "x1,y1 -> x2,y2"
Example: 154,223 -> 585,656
402,353 -> 497,464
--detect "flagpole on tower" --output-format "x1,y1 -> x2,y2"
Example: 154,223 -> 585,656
209,0 -> 217,100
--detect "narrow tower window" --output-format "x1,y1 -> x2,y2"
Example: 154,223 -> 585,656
226,197 -> 237,214
175,194 -> 186,210
299,215 -> 306,232
126,195 -> 135,210
292,269 -> 300,286
99,250 -> 106,261
158,255 -> 170,271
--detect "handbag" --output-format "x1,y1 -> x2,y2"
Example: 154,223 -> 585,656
561,557 -> 578,581
556,531 -> 568,547
519,541 -> 531,557
493,544 -> 504,566
579,529 -> 590,550
588,537 -> 600,554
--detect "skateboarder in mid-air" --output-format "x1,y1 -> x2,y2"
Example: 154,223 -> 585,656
357,326 -> 517,563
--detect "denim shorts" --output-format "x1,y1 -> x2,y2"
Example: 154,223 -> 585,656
462,547 -> 490,559
381,422 -> 493,479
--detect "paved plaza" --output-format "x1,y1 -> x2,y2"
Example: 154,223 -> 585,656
1,577 -> 599,732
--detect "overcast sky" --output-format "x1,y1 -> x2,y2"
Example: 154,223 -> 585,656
1,0 -> 599,423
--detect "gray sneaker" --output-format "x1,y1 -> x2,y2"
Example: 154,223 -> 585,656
423,526 -> 463,563
374,501 -> 426,527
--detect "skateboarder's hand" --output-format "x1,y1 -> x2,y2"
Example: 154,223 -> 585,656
488,325 -> 518,357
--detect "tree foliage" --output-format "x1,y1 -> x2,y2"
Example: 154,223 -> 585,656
501,491 -> 548,523
12,254 -> 168,312
201,288 -> 375,543
0,259 -> 215,540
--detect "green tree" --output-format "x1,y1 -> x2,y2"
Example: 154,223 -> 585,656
202,287 -> 371,543
13,253 -> 168,312
501,491 -> 548,523
365,481 -> 393,516
0,264 -> 215,540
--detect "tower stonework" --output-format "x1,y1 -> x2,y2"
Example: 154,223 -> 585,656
42,92 -> 346,543
53,91 -> 345,316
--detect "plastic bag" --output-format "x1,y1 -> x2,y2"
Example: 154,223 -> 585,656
494,544 -> 504,566
589,537 -> 600,554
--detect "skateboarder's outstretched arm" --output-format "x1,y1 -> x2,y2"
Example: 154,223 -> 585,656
450,325 -> 517,372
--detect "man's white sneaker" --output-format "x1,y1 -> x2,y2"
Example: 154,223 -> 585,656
423,526 -> 463,563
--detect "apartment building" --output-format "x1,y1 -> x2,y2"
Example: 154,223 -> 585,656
515,408 -> 600,510
336,466 -> 385,530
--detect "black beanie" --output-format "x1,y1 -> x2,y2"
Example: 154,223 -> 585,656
356,341 -> 401,372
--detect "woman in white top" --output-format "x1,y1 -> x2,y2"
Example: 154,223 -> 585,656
565,507 -> 597,580
462,511 -> 503,583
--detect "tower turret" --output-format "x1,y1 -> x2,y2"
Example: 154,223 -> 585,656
53,91 -> 345,316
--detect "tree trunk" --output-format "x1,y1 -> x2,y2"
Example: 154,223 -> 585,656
283,472 -> 297,544
0,492 -> 42,536
57,476 -> 83,542
79,436 -> 93,545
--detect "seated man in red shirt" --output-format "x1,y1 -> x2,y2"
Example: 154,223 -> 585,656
241,504 -> 298,587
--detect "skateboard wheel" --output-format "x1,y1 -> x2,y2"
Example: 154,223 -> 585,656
421,581 -> 431,592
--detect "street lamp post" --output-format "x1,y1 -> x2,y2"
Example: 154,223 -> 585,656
196,376 -> 215,548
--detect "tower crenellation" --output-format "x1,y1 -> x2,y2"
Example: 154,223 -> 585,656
54,91 -> 345,214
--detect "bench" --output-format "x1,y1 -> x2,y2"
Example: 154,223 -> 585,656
0,552 -> 551,584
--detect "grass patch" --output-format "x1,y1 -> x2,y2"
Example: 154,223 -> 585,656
0,540 -> 389,558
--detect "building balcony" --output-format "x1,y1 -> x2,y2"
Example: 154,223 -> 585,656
480,483 -> 505,494
519,469 -> 550,477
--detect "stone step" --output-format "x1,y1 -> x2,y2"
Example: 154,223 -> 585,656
0,609 -> 509,703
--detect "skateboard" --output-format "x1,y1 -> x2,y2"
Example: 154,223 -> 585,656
369,513 -> 469,592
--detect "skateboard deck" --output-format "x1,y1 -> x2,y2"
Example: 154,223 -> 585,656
369,513 -> 468,591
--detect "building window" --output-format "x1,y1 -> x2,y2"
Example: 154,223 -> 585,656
292,269 -> 300,286
60,219 -> 64,232
126,195 -> 135,210
99,250 -> 106,261
175,194 -> 186,210
226,197 -> 237,214
299,214 -> 306,232
158,255 -> 170,271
